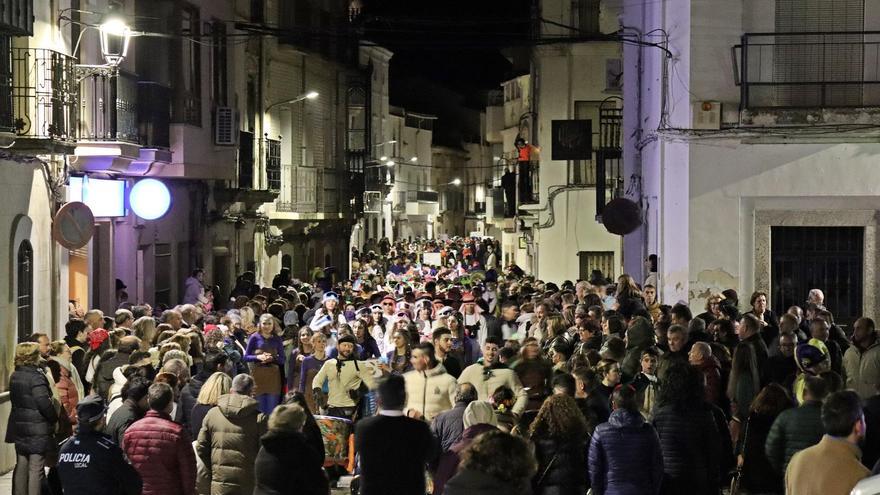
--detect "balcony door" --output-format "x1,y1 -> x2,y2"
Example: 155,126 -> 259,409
774,0 -> 865,107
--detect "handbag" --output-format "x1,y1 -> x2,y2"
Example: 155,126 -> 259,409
535,453 -> 559,487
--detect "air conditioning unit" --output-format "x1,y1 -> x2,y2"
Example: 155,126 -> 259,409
214,107 -> 235,145
693,101 -> 722,130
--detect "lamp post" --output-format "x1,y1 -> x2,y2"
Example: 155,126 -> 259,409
265,91 -> 319,113
74,7 -> 133,80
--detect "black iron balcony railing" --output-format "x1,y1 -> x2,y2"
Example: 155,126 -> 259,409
79,71 -> 139,143
3,47 -> 77,141
737,31 -> 880,109
238,130 -> 255,188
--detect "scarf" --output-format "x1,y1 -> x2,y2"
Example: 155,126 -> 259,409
51,355 -> 86,400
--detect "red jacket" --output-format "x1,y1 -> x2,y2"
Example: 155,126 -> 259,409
695,357 -> 723,407
55,366 -> 79,425
123,410 -> 196,495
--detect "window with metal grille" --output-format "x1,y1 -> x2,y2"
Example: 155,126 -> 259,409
17,240 -> 33,342
266,138 -> 281,191
211,21 -> 227,106
578,0 -> 601,34
773,0 -> 865,107
0,35 -> 10,134
578,251 -> 614,282
174,4 -> 201,126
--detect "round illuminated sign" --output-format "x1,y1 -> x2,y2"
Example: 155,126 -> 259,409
129,179 -> 171,220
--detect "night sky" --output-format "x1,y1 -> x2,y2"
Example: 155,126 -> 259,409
361,0 -> 533,106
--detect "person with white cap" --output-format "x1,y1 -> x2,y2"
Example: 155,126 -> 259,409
56,395 -> 142,495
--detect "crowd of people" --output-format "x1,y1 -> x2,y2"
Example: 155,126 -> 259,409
6,236 -> 880,495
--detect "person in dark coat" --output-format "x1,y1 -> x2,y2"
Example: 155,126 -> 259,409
651,363 -> 722,495
354,374 -> 435,495
735,384 -> 794,495
444,430 -> 537,495
253,403 -> 328,495
764,374 -> 828,476
589,384 -> 663,495
56,395 -> 142,495
281,391 -> 325,465
179,350 -> 227,430
430,382 -> 478,453
105,376 -> 150,447
528,394 -> 590,495
6,342 -> 59,495
94,336 -> 139,399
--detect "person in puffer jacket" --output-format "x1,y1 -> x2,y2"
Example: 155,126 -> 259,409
123,382 -> 196,495
651,363 -> 721,495
403,342 -> 457,421
196,374 -> 267,495
589,384 -> 663,495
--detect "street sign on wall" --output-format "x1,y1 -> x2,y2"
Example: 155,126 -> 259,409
551,119 -> 592,160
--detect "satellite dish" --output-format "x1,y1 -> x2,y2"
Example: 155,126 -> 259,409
602,198 -> 642,235
53,202 -> 95,249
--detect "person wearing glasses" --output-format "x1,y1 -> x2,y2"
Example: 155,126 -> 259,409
457,336 -> 527,415
697,292 -> 725,327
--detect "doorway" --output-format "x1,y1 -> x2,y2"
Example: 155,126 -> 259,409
771,226 -> 863,328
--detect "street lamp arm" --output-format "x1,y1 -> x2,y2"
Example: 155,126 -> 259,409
266,91 -> 319,113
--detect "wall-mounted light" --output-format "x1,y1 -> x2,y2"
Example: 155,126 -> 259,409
129,179 -> 171,220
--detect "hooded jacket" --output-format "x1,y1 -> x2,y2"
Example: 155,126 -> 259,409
622,317 -> 655,379
403,364 -> 457,421
196,393 -> 267,495
589,408 -> 663,495
433,423 -> 497,495
458,362 -> 527,414
253,429 -> 328,495
843,338 -> 880,399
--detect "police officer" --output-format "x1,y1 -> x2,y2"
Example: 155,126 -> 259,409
56,395 -> 142,495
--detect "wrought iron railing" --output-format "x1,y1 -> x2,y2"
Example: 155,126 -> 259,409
79,70 -> 139,143
265,137 -> 281,191
6,47 -> 77,141
736,31 -> 880,108
172,89 -> 201,126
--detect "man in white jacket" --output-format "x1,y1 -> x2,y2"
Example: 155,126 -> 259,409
457,336 -> 527,414
404,342 -> 457,421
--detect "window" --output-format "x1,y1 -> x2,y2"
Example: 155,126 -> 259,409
578,251 -> 614,282
0,35 -> 11,133
211,20 -> 228,106
570,101 -> 601,185
578,0 -> 600,34
16,240 -> 33,342
250,0 -> 264,24
174,4 -> 201,126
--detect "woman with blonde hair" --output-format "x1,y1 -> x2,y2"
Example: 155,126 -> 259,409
7,342 -> 58,495
528,394 -> 589,495
132,316 -> 158,350
189,371 -> 232,437
245,313 -> 286,414
48,341 -> 85,426
697,292 -> 726,325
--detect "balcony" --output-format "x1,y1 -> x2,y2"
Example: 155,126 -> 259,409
265,138 -> 281,192
737,32 -> 880,110
3,47 -> 77,154
407,190 -> 439,203
271,166 -> 348,220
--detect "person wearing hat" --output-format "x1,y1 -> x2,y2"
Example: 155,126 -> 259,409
56,395 -> 142,495
311,334 -> 377,419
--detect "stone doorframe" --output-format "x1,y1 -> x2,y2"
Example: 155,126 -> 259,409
754,210 -> 878,320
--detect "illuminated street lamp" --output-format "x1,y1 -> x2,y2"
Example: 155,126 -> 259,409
451,178 -> 462,186
266,91 -> 319,112
98,13 -> 131,66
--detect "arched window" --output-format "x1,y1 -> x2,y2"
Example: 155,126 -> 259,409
17,240 -> 33,343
